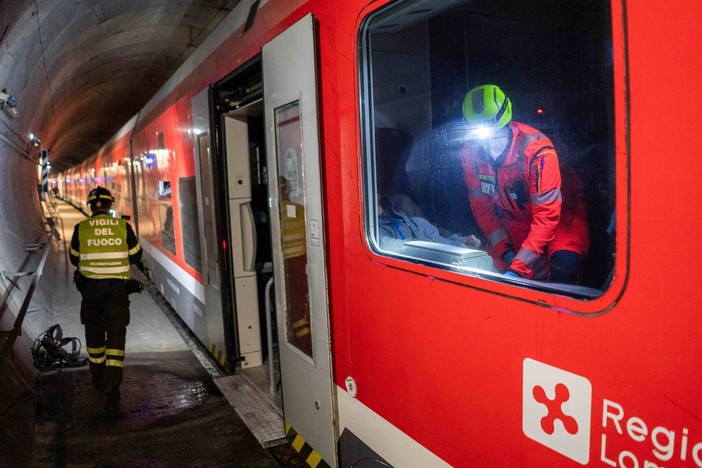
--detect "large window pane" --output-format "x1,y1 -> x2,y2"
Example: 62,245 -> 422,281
360,0 -> 615,297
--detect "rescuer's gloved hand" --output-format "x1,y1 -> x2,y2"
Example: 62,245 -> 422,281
502,250 -> 516,266
504,270 -> 520,279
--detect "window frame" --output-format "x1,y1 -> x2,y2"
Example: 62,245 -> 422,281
356,0 -> 630,314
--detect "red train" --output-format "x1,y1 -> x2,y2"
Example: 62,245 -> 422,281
59,0 -> 702,466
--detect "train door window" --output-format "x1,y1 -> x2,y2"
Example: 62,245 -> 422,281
359,0 -> 616,298
179,176 -> 202,272
158,180 -> 176,254
134,157 -> 149,216
275,101 -> 313,358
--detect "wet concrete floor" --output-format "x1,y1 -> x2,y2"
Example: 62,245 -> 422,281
32,351 -> 280,467
26,200 -> 307,467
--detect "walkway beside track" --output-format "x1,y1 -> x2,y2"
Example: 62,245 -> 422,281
30,199 -> 303,467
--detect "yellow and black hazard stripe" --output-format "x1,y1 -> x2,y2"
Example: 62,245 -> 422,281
286,422 -> 331,468
208,341 -> 228,368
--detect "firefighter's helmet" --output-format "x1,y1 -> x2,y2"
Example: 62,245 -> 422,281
87,186 -> 114,210
31,324 -> 88,372
462,84 -> 512,135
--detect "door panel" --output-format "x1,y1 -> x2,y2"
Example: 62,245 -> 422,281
224,110 -> 262,369
263,14 -> 336,466
192,88 -> 227,367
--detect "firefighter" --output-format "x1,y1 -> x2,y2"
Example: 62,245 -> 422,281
460,84 -> 589,283
69,186 -> 142,414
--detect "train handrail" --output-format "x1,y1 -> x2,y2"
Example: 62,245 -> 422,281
0,220 -> 60,373
264,276 -> 277,395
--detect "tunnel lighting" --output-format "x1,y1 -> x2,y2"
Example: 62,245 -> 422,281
28,132 -> 42,147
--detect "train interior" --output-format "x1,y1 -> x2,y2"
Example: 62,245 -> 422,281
361,0 -> 616,295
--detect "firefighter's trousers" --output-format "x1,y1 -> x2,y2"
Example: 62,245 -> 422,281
79,278 -> 130,388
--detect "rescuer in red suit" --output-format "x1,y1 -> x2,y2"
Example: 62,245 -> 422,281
460,84 -> 589,283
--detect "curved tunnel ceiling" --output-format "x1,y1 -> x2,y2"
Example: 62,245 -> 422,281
0,0 -> 241,173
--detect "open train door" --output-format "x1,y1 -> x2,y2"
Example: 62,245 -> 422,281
262,14 -> 337,467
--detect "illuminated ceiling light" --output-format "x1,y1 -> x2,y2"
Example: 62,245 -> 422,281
29,133 -> 41,146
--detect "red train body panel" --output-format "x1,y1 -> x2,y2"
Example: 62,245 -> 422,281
59,0 -> 702,466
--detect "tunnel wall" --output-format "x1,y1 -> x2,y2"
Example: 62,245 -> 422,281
0,141 -> 62,465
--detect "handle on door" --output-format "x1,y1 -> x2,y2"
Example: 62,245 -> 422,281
240,201 -> 257,273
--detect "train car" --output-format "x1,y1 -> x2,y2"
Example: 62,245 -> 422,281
61,158 -> 95,212
60,129 -> 132,217
60,0 -> 702,466
59,163 -> 79,207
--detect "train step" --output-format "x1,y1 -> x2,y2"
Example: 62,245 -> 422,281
214,373 -> 288,448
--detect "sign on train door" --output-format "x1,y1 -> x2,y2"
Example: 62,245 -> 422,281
262,14 -> 337,467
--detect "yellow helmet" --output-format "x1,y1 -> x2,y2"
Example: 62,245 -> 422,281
462,84 -> 512,135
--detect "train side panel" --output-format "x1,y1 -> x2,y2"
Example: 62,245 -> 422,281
326,1 -> 702,467
106,0 -> 311,369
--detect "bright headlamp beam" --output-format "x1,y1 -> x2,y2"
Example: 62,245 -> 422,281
473,125 -> 493,139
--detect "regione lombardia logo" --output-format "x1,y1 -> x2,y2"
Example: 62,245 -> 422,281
523,358 -> 592,464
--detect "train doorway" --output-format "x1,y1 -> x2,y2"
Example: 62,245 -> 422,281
209,56 -> 288,447
262,14 -> 337,466
209,15 -> 336,464
212,59 -> 278,378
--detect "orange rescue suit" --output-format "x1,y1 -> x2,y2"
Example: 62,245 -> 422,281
461,121 -> 588,278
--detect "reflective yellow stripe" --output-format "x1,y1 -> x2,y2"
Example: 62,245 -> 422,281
81,251 -> 129,260
81,274 -> 129,280
87,346 -> 106,354
128,245 -> 141,255
105,359 -> 124,368
89,356 -> 106,364
70,247 -> 80,256
106,348 -> 125,357
80,265 -> 130,274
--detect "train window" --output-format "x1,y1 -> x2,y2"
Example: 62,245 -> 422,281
360,0 -> 615,298
158,180 -> 176,254
274,101 -> 313,359
179,176 -> 202,272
